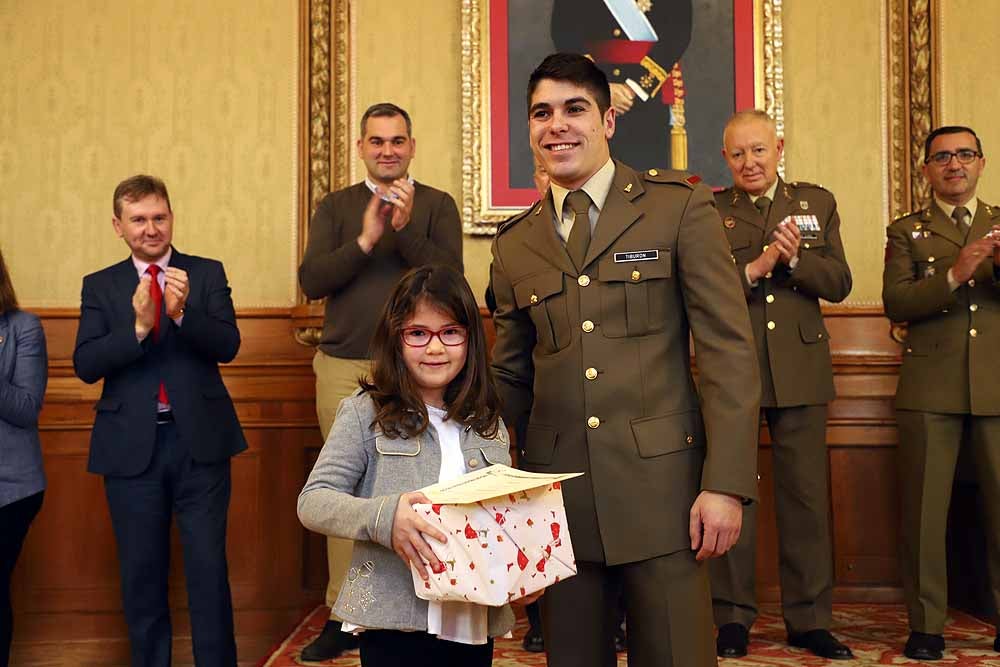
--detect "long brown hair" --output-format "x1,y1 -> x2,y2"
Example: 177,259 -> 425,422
361,265 -> 501,440
0,248 -> 18,313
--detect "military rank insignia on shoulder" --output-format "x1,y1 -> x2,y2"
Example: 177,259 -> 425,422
790,180 -> 828,192
644,168 -> 702,189
892,209 -> 921,223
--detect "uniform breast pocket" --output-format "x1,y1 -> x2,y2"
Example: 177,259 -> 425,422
513,270 -> 570,353
799,235 -> 827,251
598,250 -> 672,338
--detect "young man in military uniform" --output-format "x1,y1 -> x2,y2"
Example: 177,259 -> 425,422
709,109 -> 854,661
883,125 -> 1000,661
489,53 -> 761,667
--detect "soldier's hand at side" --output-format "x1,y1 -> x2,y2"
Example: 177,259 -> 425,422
609,83 -> 635,115
689,491 -> 743,561
771,220 -> 801,264
386,179 -> 415,231
391,492 -> 448,580
358,192 -> 388,255
132,275 -> 156,340
950,236 -> 996,283
163,267 -> 189,319
746,244 -> 781,283
990,225 -> 1000,266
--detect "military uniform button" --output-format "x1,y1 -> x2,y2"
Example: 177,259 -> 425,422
766,294 -> 775,304
767,321 -> 776,330
906,347 -> 913,353
648,168 -> 658,176
587,416 -> 600,429
582,320 -> 595,333
818,333 -> 823,339
468,459 -> 479,468
685,435 -> 694,444
763,244 -> 769,252
970,328 -> 978,337
765,271 -> 773,279
613,28 -> 621,36
612,68 -> 621,76
530,294 -> 538,304
928,256 -> 936,263
970,303 -> 979,312
631,270 -> 641,282
578,274 -> 591,287
585,367 -> 598,380
969,279 -> 976,287
804,243 -> 811,249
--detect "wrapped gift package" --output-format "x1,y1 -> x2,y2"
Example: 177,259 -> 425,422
410,465 -> 581,606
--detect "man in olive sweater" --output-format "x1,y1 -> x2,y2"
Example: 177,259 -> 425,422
297,102 -> 463,661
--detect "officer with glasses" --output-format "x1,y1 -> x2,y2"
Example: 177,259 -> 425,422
884,125 -> 1000,661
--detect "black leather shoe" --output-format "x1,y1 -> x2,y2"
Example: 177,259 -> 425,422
788,629 -> 854,660
903,631 -> 944,661
300,620 -> 360,662
521,624 -> 544,653
717,623 -> 749,658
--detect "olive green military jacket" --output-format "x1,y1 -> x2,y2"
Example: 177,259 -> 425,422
489,161 -> 761,566
716,179 -> 852,408
883,200 -> 1000,415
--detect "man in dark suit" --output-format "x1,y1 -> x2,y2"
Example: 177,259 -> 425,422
490,53 -> 760,667
884,125 -> 1000,661
73,175 -> 246,667
709,110 -> 854,660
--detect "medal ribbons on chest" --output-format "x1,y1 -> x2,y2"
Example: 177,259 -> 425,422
782,214 -> 821,238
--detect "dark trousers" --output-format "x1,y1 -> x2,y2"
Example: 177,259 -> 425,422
0,490 -> 43,667
542,551 -> 715,667
896,410 -> 1000,634
104,421 -> 236,667
709,404 -> 834,633
358,630 -> 493,667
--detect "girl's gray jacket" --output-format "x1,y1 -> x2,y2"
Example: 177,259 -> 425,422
297,390 -> 516,636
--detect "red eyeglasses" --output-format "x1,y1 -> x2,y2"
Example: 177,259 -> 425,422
400,326 -> 468,347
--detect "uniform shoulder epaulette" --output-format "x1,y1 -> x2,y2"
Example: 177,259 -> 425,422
985,202 -> 999,217
642,168 -> 702,189
789,180 -> 830,193
494,204 -> 536,237
892,209 -> 922,223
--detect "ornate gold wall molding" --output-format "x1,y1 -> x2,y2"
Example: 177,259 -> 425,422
762,0 -> 784,145
886,0 -> 936,218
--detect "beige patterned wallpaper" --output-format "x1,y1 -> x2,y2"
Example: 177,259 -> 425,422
0,0 -> 298,308
938,0 -> 1000,201
782,1 -> 886,305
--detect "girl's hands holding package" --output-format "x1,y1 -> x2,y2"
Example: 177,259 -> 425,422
392,491 -> 448,579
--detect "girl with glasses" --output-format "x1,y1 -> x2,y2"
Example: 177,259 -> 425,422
298,265 -> 534,667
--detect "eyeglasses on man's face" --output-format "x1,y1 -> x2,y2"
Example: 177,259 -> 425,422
926,149 -> 982,166
400,326 -> 468,348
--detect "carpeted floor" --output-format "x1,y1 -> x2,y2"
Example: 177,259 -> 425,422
257,604 -> 1000,666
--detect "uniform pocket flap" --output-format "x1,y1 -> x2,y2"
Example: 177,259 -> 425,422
522,424 -> 558,465
93,397 -> 122,412
725,227 -> 754,251
798,320 -> 830,344
800,237 -> 827,249
630,410 -> 704,458
202,384 -> 230,399
598,252 -> 671,282
376,435 -> 421,457
512,271 -> 564,309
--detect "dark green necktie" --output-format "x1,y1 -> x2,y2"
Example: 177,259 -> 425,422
755,195 -> 771,222
565,190 -> 593,270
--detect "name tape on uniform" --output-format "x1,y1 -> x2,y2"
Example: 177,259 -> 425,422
614,250 -> 659,263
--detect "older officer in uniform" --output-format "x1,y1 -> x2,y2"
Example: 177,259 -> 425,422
709,110 -> 854,660
884,125 -> 1000,661
490,53 -> 760,667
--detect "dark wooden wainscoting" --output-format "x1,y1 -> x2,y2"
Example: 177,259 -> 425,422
11,305 -> 929,662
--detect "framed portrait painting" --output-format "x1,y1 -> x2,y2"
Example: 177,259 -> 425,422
461,0 -> 785,234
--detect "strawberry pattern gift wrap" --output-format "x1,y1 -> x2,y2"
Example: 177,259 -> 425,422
410,465 -> 582,606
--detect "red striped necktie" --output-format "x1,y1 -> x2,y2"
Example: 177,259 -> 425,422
146,265 -> 170,406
